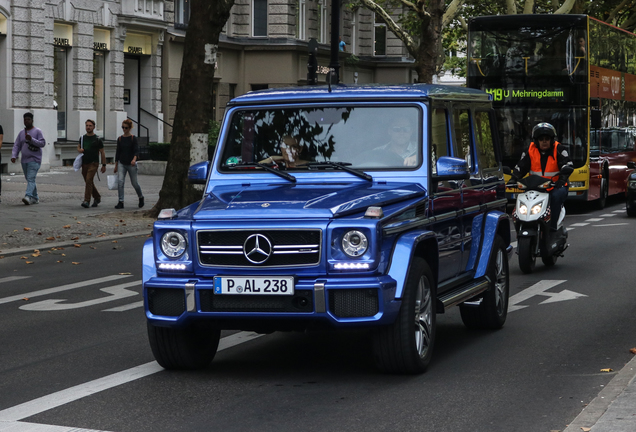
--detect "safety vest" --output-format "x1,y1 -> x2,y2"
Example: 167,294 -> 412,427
528,141 -> 562,179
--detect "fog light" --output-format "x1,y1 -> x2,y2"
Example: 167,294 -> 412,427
334,262 -> 370,270
158,263 -> 187,270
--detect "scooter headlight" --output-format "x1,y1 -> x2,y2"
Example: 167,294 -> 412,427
518,204 -> 528,215
531,203 -> 543,215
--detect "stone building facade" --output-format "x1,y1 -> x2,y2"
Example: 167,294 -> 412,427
163,0 -> 417,142
0,0 -> 169,172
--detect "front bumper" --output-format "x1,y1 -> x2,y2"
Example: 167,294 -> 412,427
144,275 -> 401,330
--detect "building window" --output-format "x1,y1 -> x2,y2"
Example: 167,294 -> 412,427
318,0 -> 328,43
253,0 -> 268,37
351,9 -> 358,54
175,0 -> 190,29
93,51 -> 106,138
54,47 -> 68,140
374,13 -> 386,56
296,0 -> 306,40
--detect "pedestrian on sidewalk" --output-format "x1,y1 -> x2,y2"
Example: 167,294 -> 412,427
11,112 -> 46,205
113,119 -> 144,209
78,119 -> 107,208
0,122 -> 3,203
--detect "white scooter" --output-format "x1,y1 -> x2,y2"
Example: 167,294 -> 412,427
505,166 -> 573,274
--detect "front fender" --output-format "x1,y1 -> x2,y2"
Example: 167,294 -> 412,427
142,238 -> 157,285
475,211 -> 511,278
387,230 -> 438,299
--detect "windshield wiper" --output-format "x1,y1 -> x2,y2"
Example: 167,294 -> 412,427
225,162 -> 296,183
300,161 -> 373,182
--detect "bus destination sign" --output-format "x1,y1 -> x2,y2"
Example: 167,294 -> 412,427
484,88 -> 567,103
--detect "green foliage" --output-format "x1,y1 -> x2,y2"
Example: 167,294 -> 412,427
209,120 -> 221,147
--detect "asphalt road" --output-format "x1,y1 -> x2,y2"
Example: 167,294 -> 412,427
1,198 -> 635,432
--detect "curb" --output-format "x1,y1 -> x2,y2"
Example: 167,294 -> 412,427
563,354 -> 636,431
0,230 -> 152,258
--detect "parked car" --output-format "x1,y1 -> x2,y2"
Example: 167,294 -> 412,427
142,84 -> 513,374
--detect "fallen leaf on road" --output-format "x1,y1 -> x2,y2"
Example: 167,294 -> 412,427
120,219 -> 124,222
71,236 -> 79,240
72,262 -> 81,265
46,237 -> 55,241
56,236 -> 61,238
77,221 -> 82,224
61,254 -> 66,257
34,250 -> 40,253
31,253 -> 40,257
87,233 -> 92,236
581,428 -> 591,432
112,240 -> 118,243
600,368 -> 613,373
119,272 -> 131,275
37,232 -> 42,235
22,298 -> 29,301
57,260 -> 63,263
63,225 -> 71,229
90,246 -> 97,249
20,256 -> 27,260
25,261 -> 33,264
0,256 -> 4,259
630,348 -> 636,354
97,234 -> 106,238
73,244 -> 81,248
23,227 -> 31,231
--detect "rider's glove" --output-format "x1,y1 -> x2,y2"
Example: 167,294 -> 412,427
554,179 -> 566,188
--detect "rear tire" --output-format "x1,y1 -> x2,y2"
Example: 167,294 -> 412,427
596,177 -> 608,210
460,236 -> 509,329
517,237 -> 536,274
373,257 -> 436,374
627,197 -> 636,216
148,322 -> 221,370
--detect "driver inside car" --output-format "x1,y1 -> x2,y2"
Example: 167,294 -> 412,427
508,122 -> 573,238
259,135 -> 309,168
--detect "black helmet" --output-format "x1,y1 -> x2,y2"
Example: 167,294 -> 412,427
532,122 -> 557,141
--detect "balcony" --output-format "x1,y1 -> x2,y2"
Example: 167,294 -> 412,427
121,0 -> 165,23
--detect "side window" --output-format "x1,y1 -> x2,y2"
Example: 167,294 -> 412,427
474,110 -> 498,170
452,108 -> 472,168
431,108 -> 449,174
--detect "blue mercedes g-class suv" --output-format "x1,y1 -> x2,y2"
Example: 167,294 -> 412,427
143,84 -> 512,374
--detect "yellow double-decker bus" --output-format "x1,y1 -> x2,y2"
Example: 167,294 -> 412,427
468,14 -> 636,208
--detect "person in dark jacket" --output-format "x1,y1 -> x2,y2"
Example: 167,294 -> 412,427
78,119 -> 107,208
113,119 -> 144,209
508,122 -> 573,233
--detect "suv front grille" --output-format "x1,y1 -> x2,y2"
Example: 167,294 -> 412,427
197,229 -> 321,267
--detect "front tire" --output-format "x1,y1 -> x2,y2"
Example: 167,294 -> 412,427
517,237 -> 536,274
627,196 -> 636,216
373,258 -> 436,374
460,236 -> 509,329
148,322 -> 221,370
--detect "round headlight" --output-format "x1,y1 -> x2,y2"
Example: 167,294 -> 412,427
161,231 -> 187,258
342,230 -> 368,257
518,204 -> 528,215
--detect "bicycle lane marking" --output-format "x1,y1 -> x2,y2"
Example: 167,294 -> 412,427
0,331 -> 264,423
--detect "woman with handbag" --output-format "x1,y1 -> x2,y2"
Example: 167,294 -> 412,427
113,119 -> 144,209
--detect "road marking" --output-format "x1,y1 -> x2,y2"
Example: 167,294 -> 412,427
509,280 -> 586,312
102,301 -> 143,312
20,282 -> 140,311
599,214 -> 616,217
0,420 -> 107,431
569,223 -> 589,227
0,276 -> 31,285
585,218 -> 604,222
593,223 -> 629,227
0,275 -> 133,306
0,331 -> 264,422
613,209 -> 626,213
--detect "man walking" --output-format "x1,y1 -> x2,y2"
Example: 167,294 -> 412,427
11,112 -> 46,205
78,119 -> 106,208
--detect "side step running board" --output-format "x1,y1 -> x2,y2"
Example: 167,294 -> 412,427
437,278 -> 491,311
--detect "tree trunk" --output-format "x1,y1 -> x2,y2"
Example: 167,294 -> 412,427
148,0 -> 234,217
414,0 -> 445,83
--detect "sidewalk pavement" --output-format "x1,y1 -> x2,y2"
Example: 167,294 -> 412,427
0,165 -> 163,256
2,167 -> 636,431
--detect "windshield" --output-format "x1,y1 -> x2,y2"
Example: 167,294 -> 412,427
495,107 -> 588,169
219,106 -> 422,171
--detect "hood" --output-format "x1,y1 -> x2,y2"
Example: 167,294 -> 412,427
194,182 -> 426,219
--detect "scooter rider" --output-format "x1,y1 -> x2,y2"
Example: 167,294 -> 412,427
508,122 -> 573,237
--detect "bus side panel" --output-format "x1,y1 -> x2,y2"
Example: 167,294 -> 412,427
588,159 -> 602,201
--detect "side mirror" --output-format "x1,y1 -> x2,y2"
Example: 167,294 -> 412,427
188,161 -> 209,184
560,165 -> 574,176
434,156 -> 470,180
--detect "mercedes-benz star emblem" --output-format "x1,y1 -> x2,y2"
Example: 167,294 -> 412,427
243,234 -> 273,264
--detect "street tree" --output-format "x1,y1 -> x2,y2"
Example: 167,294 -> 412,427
149,0 -> 234,217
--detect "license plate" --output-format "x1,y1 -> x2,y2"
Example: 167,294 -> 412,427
214,276 -> 294,295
